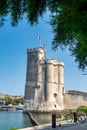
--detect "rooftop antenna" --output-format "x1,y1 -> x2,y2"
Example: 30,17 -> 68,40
37,36 -> 42,47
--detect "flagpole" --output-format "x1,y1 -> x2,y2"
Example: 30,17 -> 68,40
40,38 -> 41,47
37,36 -> 42,47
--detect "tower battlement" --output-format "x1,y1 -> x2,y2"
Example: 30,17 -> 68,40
27,46 -> 45,53
46,59 -> 64,67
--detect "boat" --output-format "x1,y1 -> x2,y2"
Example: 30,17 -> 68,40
0,104 -> 16,111
7,104 -> 16,111
15,103 -> 24,110
0,106 -> 8,111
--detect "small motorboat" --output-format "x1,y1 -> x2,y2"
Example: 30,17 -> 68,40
0,106 -> 8,111
7,104 -> 16,111
16,103 -> 24,110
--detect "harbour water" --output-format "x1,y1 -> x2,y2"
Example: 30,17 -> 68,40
0,111 -> 33,130
0,111 -> 52,130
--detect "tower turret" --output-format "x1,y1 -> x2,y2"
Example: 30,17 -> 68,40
44,59 -> 64,110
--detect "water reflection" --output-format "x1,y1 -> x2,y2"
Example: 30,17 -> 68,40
23,113 -> 33,127
32,113 -> 52,124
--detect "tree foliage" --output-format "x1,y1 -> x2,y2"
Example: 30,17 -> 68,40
49,0 -> 87,70
0,97 -> 24,105
0,0 -> 87,70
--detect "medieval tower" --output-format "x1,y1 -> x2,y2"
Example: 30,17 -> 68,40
24,46 -> 64,112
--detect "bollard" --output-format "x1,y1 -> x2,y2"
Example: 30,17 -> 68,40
52,114 -> 56,128
73,112 -> 78,123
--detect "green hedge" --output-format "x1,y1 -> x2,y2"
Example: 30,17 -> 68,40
77,106 -> 87,114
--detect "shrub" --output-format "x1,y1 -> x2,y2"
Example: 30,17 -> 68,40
9,128 -> 18,130
77,106 -> 87,114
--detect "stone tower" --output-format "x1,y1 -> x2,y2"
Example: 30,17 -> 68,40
24,46 -> 64,112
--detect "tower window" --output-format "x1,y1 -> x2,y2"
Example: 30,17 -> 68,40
54,104 -> 56,108
35,60 -> 36,63
35,85 -> 40,89
62,87 -> 64,95
54,93 -> 57,97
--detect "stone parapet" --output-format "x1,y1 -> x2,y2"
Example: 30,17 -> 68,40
27,46 -> 46,54
65,90 -> 87,96
45,59 -> 64,67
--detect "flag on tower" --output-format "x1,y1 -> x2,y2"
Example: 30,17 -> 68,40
37,35 -> 42,46
37,36 -> 40,39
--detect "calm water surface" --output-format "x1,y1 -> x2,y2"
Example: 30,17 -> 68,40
0,111 -> 33,130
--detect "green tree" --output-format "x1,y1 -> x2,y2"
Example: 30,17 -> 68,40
4,97 -> 13,105
0,0 -> 87,70
14,98 -> 24,104
49,0 -> 87,70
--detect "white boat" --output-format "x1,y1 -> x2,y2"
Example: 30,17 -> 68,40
7,104 -> 16,111
16,103 -> 24,110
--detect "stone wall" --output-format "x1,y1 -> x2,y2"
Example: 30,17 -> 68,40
64,90 -> 87,110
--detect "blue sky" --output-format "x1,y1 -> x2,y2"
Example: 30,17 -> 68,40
0,12 -> 87,96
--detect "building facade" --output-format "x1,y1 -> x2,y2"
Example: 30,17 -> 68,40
24,46 -> 64,112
